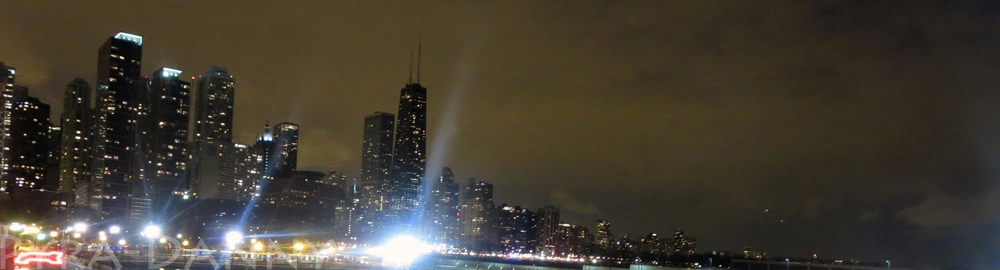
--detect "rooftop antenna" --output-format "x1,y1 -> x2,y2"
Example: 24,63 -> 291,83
417,31 -> 422,84
409,50 -> 414,84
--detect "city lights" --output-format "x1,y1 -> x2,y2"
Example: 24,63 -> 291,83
118,239 -> 126,245
253,242 -> 264,251
109,226 -> 121,234
367,235 -> 431,265
225,231 -> 243,248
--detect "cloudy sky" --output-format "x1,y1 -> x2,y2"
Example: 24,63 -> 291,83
3,1 -> 999,268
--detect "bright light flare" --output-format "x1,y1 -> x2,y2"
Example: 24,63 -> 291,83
225,231 -> 243,249
73,222 -> 87,232
143,225 -> 161,239
109,226 -> 121,234
14,252 -> 64,265
367,236 -> 432,265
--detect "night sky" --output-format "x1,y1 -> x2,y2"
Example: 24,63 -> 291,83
3,1 -> 999,268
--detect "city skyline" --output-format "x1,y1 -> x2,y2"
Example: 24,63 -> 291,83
1,1 -> 998,268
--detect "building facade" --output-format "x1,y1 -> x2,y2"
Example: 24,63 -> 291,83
141,67 -> 191,215
3,91 -> 51,191
59,79 -> 91,197
272,122 -> 298,179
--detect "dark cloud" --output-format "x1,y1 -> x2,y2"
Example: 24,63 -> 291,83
2,0 -> 999,268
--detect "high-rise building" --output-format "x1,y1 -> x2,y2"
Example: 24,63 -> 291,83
192,141 -> 263,203
44,126 -> 61,191
538,206 -> 560,255
272,122 -> 298,179
358,112 -> 394,239
190,66 -> 236,196
2,90 -> 51,191
193,66 -> 235,144
595,220 -> 613,251
91,32 -> 143,219
426,167 -> 460,245
460,179 -> 496,251
388,78 -> 427,229
59,79 -> 91,197
254,122 -> 275,181
0,61 -> 16,192
497,204 -> 538,254
140,67 -> 191,217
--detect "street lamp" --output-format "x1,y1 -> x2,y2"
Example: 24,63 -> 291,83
109,226 -> 121,234
225,232 -> 243,250
786,258 -> 790,270
886,260 -> 891,269
143,225 -> 161,239
118,239 -> 126,246
73,223 -> 88,233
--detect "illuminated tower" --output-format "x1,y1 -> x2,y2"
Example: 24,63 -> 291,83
538,206 -> 560,255
272,122 -> 299,179
142,67 -> 191,213
388,47 -> 428,230
254,122 -> 275,181
426,167 -> 459,244
0,62 -> 16,192
91,32 -> 143,219
194,66 -> 235,144
359,111 -> 394,236
59,79 -> 91,198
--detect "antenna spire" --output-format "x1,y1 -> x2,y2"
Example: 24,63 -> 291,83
417,30 -> 422,84
409,50 -> 414,84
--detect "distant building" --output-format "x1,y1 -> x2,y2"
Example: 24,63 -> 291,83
358,111 -> 394,240
2,89 -> 51,191
555,223 -> 591,256
253,122 -> 276,181
426,167 -> 460,245
190,66 -> 236,201
672,228 -> 696,255
91,32 -> 144,220
192,141 -> 263,203
460,179 -> 497,251
497,204 -> 538,254
140,67 -> 191,217
272,122 -> 299,179
537,206 -> 560,255
44,126 -> 61,191
387,80 -> 427,229
59,79 -> 92,200
595,220 -> 614,251
0,61 -> 16,192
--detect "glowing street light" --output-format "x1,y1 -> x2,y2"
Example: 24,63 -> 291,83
225,231 -> 243,248
49,231 -> 58,238
99,235 -> 108,242
158,238 -> 166,244
182,240 -> 189,246
143,225 -> 161,239
109,226 -> 121,234
72,233 -> 81,239
36,233 -> 46,241
253,242 -> 264,251
73,223 -> 87,233
10,223 -> 23,231
293,243 -> 305,251
118,239 -> 126,245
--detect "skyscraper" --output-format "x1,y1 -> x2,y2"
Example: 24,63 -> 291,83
254,122 -> 275,181
44,126 -> 61,191
0,62 -> 16,192
2,89 -> 51,191
460,178 -> 496,250
359,111 -> 394,237
193,66 -> 235,144
91,32 -> 143,218
142,67 -> 191,213
59,79 -> 91,197
538,206 -> 560,255
426,167 -> 460,245
388,73 -> 427,228
272,122 -> 298,179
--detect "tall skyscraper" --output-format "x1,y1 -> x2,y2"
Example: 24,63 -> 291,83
388,71 -> 428,228
359,111 -> 394,237
272,122 -> 298,179
141,67 -> 191,214
91,32 -> 143,219
426,166 -> 460,245
595,220 -> 613,251
193,66 -> 235,144
2,89 -> 51,191
0,61 -> 16,192
44,126 -> 61,191
254,122 -> 275,181
538,206 -> 560,255
59,79 -> 91,196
